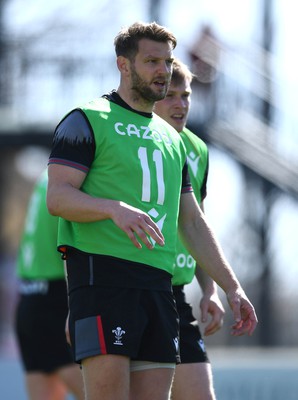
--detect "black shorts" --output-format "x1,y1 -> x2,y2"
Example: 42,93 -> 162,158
65,251 -> 180,364
173,285 -> 209,364
15,279 -> 74,373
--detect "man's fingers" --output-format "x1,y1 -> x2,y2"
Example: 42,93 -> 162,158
125,224 -> 164,249
230,307 -> 258,336
200,303 -> 208,323
204,313 -> 223,336
227,292 -> 243,323
143,216 -> 165,246
133,227 -> 154,249
204,320 -> 220,336
126,228 -> 142,249
115,204 -> 165,248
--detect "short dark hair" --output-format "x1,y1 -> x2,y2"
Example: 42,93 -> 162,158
171,58 -> 195,86
114,21 -> 177,60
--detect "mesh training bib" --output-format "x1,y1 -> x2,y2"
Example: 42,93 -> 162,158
172,128 -> 209,285
17,170 -> 64,280
58,98 -> 187,275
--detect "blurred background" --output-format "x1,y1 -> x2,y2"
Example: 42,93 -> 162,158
0,0 -> 297,398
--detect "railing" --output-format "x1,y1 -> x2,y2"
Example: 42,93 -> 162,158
187,33 -> 298,198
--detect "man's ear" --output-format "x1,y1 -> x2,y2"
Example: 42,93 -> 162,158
116,55 -> 130,76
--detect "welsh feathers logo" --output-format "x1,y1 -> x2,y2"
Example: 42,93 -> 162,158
112,326 -> 126,345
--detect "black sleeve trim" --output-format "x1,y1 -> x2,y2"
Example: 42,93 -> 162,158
181,161 -> 193,193
49,109 -> 95,170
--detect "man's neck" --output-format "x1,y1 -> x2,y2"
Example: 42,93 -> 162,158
116,87 -> 154,114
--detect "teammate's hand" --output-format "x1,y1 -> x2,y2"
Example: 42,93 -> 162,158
200,292 -> 225,336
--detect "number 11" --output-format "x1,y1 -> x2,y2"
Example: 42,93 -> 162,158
138,147 -> 165,205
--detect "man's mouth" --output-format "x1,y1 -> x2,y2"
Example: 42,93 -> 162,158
153,79 -> 166,88
171,113 -> 184,120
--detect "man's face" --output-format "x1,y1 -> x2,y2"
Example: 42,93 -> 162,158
129,38 -> 174,103
154,78 -> 191,133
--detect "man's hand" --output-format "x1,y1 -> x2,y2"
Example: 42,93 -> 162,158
112,202 -> 165,249
226,288 -> 258,336
200,292 -> 225,336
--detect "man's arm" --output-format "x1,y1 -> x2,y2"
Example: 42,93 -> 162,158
47,164 -> 165,249
194,201 -> 225,336
178,191 -> 258,336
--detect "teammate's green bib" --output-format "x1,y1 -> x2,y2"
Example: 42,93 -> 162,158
17,170 -> 64,280
172,128 -> 208,285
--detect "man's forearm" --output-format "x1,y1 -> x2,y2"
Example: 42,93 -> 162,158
47,182 -> 118,222
195,265 -> 218,296
179,211 -> 240,294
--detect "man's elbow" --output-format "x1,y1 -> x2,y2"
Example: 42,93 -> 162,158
46,192 -> 61,216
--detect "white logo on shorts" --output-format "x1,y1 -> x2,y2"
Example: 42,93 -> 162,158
173,337 -> 179,353
112,326 -> 126,345
198,339 -> 205,352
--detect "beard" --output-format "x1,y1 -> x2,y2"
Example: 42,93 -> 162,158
130,65 -> 169,102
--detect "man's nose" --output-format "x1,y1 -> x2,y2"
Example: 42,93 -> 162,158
157,61 -> 171,75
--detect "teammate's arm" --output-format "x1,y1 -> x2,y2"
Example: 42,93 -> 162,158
178,191 -> 258,336
194,201 -> 225,336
